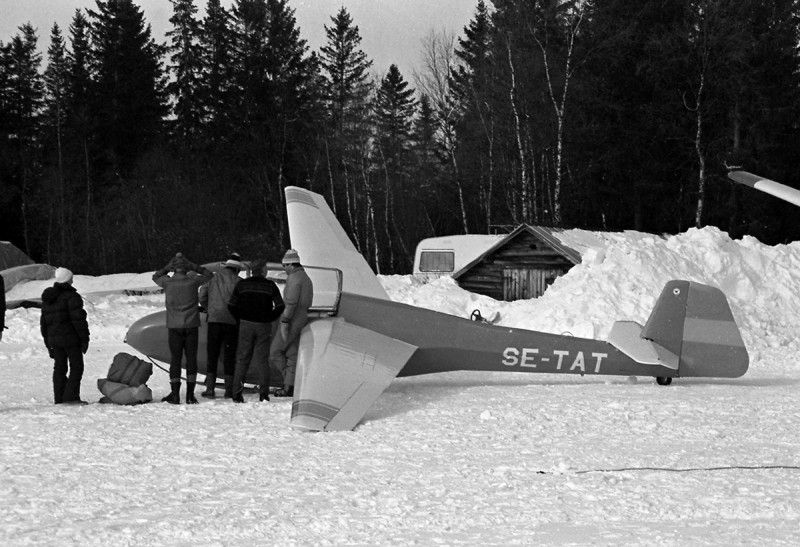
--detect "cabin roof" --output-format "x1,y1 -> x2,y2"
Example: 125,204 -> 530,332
452,224 -> 581,280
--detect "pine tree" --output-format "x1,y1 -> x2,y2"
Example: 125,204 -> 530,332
373,64 -> 416,272
167,0 -> 204,149
320,7 -> 373,140
43,23 -> 71,261
450,0 -> 495,233
411,93 -> 446,236
65,9 -> 95,250
87,0 -> 168,176
0,40 -> 16,244
229,0 -> 320,245
3,24 -> 44,254
318,6 -> 373,231
198,0 -> 235,144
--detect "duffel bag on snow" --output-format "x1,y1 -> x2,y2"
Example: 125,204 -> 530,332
107,352 -> 152,386
97,378 -> 153,405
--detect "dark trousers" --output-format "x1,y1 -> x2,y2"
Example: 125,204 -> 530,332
52,346 -> 84,403
233,320 -> 272,397
206,322 -> 238,377
168,327 -> 199,382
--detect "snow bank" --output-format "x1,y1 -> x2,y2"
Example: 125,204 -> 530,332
2,226 -> 800,545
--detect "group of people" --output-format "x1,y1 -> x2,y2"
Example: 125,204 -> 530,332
32,248 -> 313,405
151,248 -> 314,404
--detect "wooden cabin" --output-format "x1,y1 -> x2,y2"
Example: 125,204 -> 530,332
452,225 -> 580,301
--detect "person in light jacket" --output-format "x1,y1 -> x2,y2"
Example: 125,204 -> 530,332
199,253 -> 242,398
269,249 -> 313,397
152,253 -> 212,404
40,267 -> 90,404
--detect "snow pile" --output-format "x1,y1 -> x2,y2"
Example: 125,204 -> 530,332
1,226 -> 800,545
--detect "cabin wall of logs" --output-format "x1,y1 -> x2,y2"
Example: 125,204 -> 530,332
455,230 -> 577,301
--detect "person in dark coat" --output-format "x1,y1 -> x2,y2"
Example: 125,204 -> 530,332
227,258 -> 285,402
1,273 -> 6,341
199,254 -> 242,398
269,249 -> 314,398
40,267 -> 90,404
152,253 -> 213,404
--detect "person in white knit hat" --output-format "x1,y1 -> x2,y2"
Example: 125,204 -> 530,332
269,249 -> 313,397
40,267 -> 90,404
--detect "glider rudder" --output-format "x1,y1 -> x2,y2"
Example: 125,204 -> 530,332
641,281 -> 748,378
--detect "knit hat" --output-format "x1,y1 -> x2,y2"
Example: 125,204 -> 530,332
224,259 -> 242,270
171,253 -> 191,272
282,249 -> 300,265
54,267 -> 73,284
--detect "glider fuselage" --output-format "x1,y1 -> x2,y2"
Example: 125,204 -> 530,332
335,291 -> 676,379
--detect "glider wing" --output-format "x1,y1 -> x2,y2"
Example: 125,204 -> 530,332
290,318 -> 417,431
728,171 -> 800,208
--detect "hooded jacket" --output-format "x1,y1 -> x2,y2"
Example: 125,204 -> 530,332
40,282 -> 90,349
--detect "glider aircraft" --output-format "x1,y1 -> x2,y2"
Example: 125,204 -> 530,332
126,187 -> 749,431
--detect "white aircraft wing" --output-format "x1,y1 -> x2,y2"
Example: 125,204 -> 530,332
728,171 -> 800,208
285,186 -> 389,300
290,318 -> 418,431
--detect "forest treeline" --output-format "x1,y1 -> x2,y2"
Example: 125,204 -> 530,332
1,0 -> 799,275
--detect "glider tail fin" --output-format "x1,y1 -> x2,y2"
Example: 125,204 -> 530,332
285,186 -> 389,300
641,280 -> 748,378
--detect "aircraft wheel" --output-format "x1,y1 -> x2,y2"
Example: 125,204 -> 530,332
656,376 -> 673,386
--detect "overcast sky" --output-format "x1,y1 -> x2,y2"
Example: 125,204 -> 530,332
0,0 -> 478,78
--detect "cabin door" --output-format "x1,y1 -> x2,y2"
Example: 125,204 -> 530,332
503,268 -> 561,300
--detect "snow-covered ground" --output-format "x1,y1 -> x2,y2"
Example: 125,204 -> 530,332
1,226 -> 799,546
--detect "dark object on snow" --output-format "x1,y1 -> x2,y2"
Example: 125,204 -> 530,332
107,352 -> 152,386
98,379 -> 153,405
97,352 -> 154,405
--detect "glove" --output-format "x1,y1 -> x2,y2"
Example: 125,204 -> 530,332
81,341 -> 89,354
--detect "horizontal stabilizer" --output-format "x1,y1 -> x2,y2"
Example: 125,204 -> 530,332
728,171 -> 800,208
607,321 -> 679,370
291,318 -> 417,432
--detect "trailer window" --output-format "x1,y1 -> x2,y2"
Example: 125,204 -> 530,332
419,250 -> 455,272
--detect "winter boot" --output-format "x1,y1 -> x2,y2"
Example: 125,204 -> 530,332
232,393 -> 245,403
162,381 -> 181,404
201,375 -> 216,399
224,375 -> 234,399
186,382 -> 198,405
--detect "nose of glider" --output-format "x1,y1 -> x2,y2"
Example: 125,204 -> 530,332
124,310 -> 169,360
